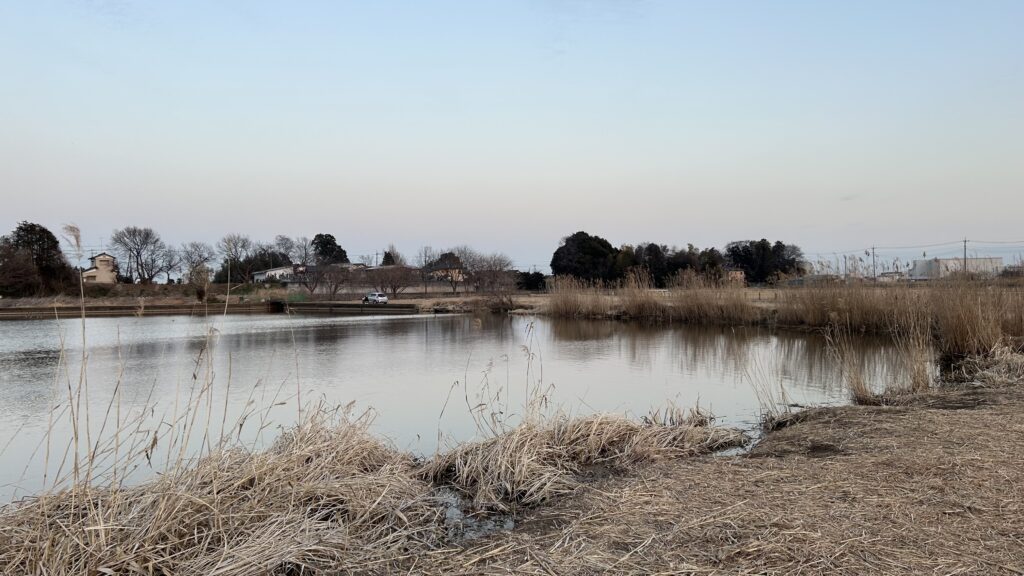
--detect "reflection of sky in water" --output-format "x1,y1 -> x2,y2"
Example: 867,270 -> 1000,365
0,314 -> 908,501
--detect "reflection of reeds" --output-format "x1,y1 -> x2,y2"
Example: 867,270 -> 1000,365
744,350 -> 795,429
825,323 -> 875,405
891,306 -> 934,394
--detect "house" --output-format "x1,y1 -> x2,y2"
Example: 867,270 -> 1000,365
725,269 -> 745,286
252,265 -> 296,283
81,252 -> 117,284
909,257 -> 1003,280
424,254 -> 466,283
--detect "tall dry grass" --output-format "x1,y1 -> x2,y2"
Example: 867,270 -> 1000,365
824,323 -> 876,404
665,274 -> 760,324
545,276 -> 612,318
0,401 -> 745,574
0,407 -> 445,575
618,269 -> 664,319
422,406 -> 743,512
545,274 -> 1024,362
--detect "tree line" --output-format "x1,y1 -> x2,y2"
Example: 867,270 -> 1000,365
0,221 -> 532,298
550,231 -> 805,286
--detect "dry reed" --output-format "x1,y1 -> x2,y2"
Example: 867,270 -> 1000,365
0,407 -> 445,575
0,403 -> 745,574
422,407 -> 744,512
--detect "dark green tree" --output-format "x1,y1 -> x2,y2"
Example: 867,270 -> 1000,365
639,243 -> 669,287
698,247 -> 726,277
666,245 -> 700,277
550,231 -> 619,281
1,221 -> 75,294
725,239 -> 804,283
311,233 -> 349,264
0,242 -> 43,296
516,271 -> 546,291
381,251 -> 396,266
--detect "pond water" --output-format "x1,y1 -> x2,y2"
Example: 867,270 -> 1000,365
0,313 -> 910,501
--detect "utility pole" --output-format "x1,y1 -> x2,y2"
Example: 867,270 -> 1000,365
872,246 -> 877,281
963,238 -> 968,275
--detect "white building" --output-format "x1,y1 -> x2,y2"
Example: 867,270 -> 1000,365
252,265 -> 296,283
82,252 -> 118,284
909,257 -> 1003,280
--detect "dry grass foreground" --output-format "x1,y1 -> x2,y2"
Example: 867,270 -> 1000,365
3,381 -> 1022,575
441,383 -> 1024,575
0,407 -> 739,575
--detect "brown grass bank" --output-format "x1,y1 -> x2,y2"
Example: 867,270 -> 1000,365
0,407 -> 740,575
428,379 -> 1024,574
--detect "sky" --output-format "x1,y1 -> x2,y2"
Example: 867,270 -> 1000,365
2,1 -> 1023,271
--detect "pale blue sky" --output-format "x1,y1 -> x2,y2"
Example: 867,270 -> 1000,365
2,1 -> 1022,270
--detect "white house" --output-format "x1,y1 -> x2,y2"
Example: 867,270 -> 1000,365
252,265 -> 295,283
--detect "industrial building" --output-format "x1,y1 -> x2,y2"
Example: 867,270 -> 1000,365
909,257 -> 1003,280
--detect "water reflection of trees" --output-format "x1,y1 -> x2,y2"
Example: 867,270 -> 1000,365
544,319 -> 911,398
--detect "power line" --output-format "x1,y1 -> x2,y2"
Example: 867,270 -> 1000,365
873,240 -> 962,250
970,239 -> 1024,245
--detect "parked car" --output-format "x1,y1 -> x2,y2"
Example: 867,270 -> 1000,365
362,292 -> 389,304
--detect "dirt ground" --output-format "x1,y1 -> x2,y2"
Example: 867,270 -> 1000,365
428,384 -> 1024,575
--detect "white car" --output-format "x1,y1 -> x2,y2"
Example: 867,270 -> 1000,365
362,292 -> 389,304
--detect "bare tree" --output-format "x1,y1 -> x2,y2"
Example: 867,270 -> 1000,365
180,241 -> 215,283
273,235 -> 295,259
474,252 -> 515,292
322,265 -> 351,298
297,265 -> 322,295
414,245 -> 438,294
291,236 -> 314,265
218,233 -> 253,262
382,243 -> 407,266
447,246 -> 514,293
110,226 -> 177,284
217,233 -> 255,283
368,265 -> 416,296
274,235 -> 314,266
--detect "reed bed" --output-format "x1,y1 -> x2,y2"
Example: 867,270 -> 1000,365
544,275 -> 1024,361
617,269 -> 664,320
545,276 -> 614,319
0,404 -> 745,574
0,408 -> 444,575
664,276 -> 761,325
422,406 -> 745,512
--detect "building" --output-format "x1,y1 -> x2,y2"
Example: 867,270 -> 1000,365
81,252 -> 118,284
252,265 -> 296,283
909,257 -> 1003,280
725,269 -> 745,285
877,271 -> 907,283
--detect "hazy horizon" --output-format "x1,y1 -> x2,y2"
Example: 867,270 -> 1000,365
3,1 -> 1023,271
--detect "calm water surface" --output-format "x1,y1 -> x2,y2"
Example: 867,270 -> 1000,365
0,313 -> 907,500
